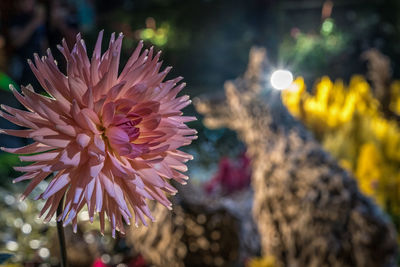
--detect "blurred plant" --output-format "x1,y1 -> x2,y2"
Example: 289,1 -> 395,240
282,74 -> 400,230
280,18 -> 348,78
127,184 -> 258,266
282,76 -> 379,138
391,80 -> 400,115
0,153 -> 20,187
136,17 -> 170,47
0,72 -> 17,92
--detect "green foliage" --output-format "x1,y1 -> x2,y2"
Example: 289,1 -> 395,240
0,153 -> 20,187
0,73 -> 16,92
280,19 -> 348,77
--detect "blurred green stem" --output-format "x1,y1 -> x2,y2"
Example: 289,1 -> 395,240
56,196 -> 68,267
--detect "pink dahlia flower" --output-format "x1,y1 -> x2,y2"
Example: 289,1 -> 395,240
0,31 -> 197,236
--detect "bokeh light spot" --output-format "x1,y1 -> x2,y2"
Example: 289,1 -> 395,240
270,70 -> 293,90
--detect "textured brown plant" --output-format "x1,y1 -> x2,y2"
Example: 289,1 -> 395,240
127,184 -> 260,267
363,49 -> 400,122
195,47 -> 398,266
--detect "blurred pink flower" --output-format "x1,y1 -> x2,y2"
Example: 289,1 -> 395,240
205,152 -> 251,195
92,258 -> 109,267
0,31 -> 196,236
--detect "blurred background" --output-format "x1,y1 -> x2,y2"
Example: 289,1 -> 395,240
0,0 -> 399,266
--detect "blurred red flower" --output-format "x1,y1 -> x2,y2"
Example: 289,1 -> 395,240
205,152 -> 251,195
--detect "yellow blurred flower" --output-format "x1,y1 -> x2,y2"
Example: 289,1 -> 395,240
355,143 -> 382,200
247,255 -> 276,267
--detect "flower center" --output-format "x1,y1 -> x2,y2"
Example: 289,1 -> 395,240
105,113 -> 145,159
115,116 -> 141,142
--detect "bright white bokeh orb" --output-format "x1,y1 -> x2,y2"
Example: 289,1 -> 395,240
39,248 -> 50,259
270,69 -> 293,90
